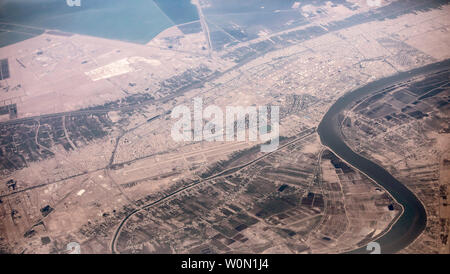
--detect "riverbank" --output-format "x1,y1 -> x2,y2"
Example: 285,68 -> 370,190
318,59 -> 450,253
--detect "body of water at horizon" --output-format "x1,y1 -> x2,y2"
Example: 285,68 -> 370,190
0,0 -> 199,47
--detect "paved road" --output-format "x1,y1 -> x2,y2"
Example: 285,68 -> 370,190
110,127 -> 316,253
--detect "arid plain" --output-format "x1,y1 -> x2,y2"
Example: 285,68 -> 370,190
0,0 -> 449,253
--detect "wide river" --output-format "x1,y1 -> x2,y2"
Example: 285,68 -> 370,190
317,59 -> 450,254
